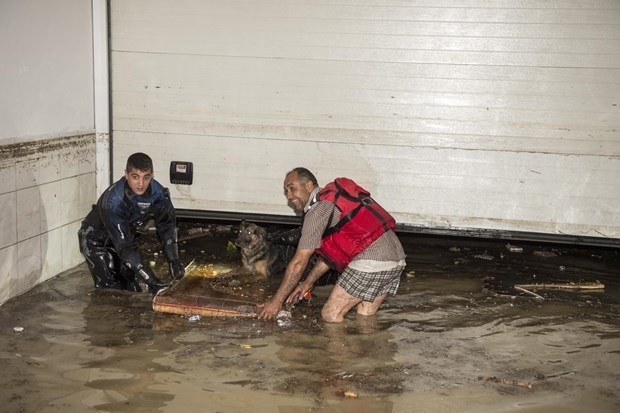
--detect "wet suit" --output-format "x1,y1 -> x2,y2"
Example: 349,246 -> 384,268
78,177 -> 181,293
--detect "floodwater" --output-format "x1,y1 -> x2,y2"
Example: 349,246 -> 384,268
1,222 -> 619,413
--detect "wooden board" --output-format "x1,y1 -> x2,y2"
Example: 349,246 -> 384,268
152,272 -> 259,317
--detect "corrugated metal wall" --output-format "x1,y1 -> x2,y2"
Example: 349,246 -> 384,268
110,0 -> 620,242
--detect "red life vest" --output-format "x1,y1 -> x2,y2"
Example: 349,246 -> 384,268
312,178 -> 396,272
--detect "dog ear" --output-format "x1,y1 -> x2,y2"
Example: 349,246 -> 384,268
256,225 -> 267,238
239,219 -> 247,230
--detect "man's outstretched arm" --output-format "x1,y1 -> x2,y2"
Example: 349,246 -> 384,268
257,248 -> 314,320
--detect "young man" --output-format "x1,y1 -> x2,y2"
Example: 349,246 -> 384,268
78,152 -> 184,293
257,167 -> 406,322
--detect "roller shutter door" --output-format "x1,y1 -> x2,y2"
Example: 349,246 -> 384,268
110,0 -> 620,244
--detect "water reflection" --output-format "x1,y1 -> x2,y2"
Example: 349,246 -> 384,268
271,313 -> 401,411
81,288 -> 176,411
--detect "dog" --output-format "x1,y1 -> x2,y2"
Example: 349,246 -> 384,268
234,220 -> 338,285
235,220 -> 292,279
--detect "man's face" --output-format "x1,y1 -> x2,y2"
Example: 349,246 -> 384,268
125,168 -> 153,196
283,172 -> 315,213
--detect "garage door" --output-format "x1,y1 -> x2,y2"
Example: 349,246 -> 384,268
110,0 -> 620,245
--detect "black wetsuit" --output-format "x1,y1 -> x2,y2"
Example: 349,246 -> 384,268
78,177 -> 179,292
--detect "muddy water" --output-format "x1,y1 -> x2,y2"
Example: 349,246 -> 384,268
1,223 -> 619,413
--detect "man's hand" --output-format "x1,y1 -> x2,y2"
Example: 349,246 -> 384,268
168,260 -> 185,280
257,248 -> 314,320
257,298 -> 283,320
286,288 -> 303,307
285,258 -> 329,307
285,281 -> 312,307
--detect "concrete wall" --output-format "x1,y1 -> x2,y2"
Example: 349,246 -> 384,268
0,0 -> 96,305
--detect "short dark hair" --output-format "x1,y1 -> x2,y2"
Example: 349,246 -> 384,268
126,153 -> 153,172
288,167 -> 318,186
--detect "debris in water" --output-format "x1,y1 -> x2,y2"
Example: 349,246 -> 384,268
183,260 -> 232,277
514,281 -> 604,291
188,315 -> 201,322
475,254 -> 494,261
534,250 -> 558,258
13,327 -> 24,333
226,241 -> 237,252
478,375 -> 533,389
506,243 -> 523,253
277,310 -> 292,327
335,389 -> 359,398
513,286 -> 544,300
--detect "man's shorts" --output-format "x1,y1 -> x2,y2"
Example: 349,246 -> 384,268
337,265 -> 405,302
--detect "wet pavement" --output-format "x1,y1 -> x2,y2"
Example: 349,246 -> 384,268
0,221 -> 619,413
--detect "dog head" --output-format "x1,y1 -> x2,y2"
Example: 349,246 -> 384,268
235,220 -> 268,250
234,220 -> 273,278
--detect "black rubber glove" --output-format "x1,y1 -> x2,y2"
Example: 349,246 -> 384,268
136,265 -> 168,294
168,260 -> 185,280
163,240 -> 180,262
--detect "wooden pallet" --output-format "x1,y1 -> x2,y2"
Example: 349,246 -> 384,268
153,289 -> 258,317
152,262 -> 259,317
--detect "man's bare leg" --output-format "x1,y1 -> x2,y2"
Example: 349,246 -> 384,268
321,284 -> 362,322
356,293 -> 387,316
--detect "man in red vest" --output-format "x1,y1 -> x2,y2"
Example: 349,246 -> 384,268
257,167 -> 406,322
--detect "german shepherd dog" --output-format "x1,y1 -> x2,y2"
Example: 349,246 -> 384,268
234,220 -> 338,285
235,220 -> 292,279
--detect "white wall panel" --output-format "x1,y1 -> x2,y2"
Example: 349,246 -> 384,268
0,0 -> 94,143
0,0 -> 97,304
110,0 -> 620,242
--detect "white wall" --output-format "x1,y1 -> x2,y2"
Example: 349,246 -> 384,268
110,0 -> 620,243
0,0 -> 97,305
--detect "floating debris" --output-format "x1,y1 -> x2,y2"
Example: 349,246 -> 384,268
277,310 -> 292,319
335,389 -> 359,398
479,376 -> 533,389
513,286 -> 544,300
514,281 -> 604,291
534,250 -> 558,258
226,241 -> 237,252
277,310 -> 293,327
506,243 -> 523,253
474,254 -> 494,261
184,260 -> 235,277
